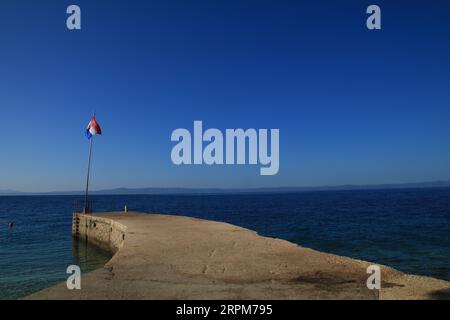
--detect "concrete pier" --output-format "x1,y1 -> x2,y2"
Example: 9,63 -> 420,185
27,212 -> 450,300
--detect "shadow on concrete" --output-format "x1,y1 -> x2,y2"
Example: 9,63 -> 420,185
428,288 -> 450,300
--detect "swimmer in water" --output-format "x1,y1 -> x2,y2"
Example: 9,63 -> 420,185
0,221 -> 14,229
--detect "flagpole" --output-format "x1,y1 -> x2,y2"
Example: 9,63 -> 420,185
84,136 -> 94,214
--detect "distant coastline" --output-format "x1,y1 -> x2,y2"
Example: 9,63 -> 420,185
2,180 -> 450,196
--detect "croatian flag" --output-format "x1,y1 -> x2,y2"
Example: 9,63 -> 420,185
85,116 -> 102,139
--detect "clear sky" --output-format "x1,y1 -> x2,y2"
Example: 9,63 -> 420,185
1,0 -> 450,192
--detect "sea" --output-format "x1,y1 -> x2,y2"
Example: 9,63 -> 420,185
0,188 -> 449,299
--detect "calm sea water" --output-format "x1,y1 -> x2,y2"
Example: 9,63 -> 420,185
0,188 -> 449,299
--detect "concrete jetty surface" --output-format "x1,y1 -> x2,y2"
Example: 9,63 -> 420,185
27,212 -> 450,300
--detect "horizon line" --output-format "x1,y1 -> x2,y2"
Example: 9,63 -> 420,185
2,180 -> 450,196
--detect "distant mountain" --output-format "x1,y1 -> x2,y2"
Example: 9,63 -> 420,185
2,180 -> 450,196
0,189 -> 23,195
92,181 -> 450,194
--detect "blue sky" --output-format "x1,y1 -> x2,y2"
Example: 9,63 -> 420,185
1,0 -> 450,192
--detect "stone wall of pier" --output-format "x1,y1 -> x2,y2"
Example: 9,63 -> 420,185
72,213 -> 127,254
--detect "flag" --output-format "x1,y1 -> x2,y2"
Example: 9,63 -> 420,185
85,116 -> 102,139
